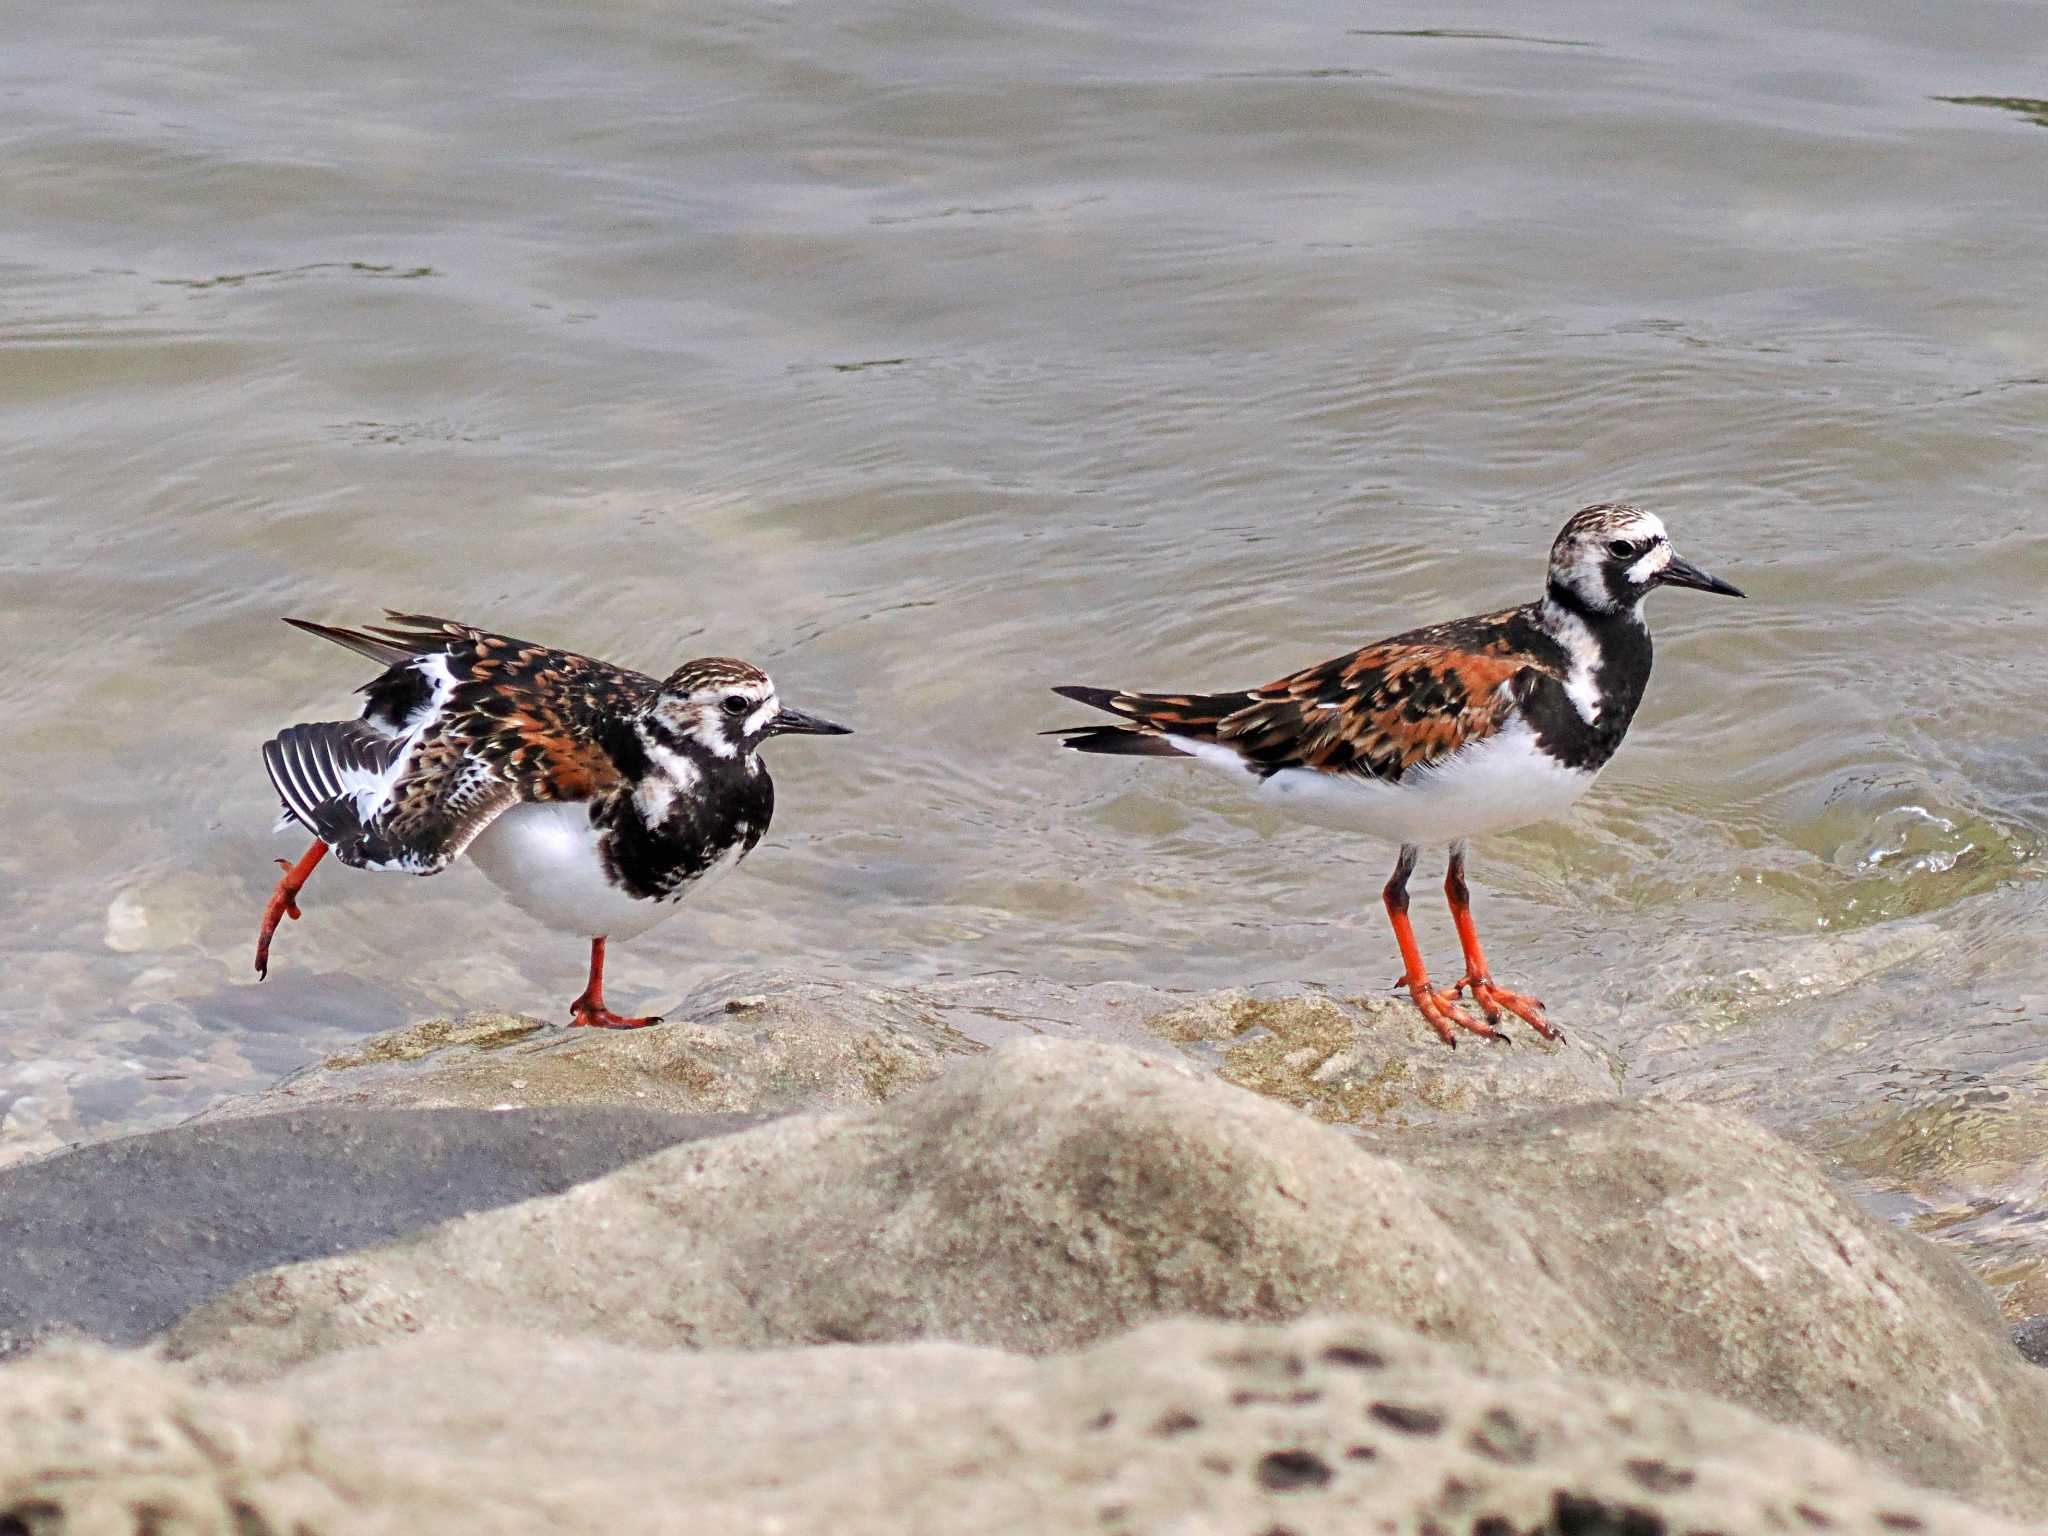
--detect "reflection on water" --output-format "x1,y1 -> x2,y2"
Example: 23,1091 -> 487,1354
157,263 -> 440,291
1350,30 -> 1597,48
3,0 -> 2048,1313
1936,96 -> 2048,130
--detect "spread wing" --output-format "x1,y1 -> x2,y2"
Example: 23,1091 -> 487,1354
1053,607 -> 1563,783
264,612 -> 658,873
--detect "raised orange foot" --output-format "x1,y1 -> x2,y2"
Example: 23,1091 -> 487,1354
255,842 -> 327,979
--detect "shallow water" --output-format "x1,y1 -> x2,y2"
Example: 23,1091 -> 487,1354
3,0 -> 2046,1308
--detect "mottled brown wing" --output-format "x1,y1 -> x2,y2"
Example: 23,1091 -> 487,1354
366,746 -> 523,872
359,612 -> 657,800
284,611 -> 661,872
1219,612 -> 1560,782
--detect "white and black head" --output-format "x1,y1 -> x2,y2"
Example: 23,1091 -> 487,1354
1546,503 -> 1744,619
644,657 -> 851,763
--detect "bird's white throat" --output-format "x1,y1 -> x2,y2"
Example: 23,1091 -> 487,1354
1535,595 -> 1640,726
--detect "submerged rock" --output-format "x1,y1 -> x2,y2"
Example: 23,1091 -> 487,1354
1818,1085 -> 2048,1322
165,1037 -> 2048,1516
102,874 -> 216,954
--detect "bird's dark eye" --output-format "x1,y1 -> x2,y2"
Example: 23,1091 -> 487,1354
722,695 -> 750,716
1607,539 -> 1639,560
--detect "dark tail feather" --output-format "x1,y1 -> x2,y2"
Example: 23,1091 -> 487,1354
283,617 -> 418,670
1051,684 -> 1125,715
1046,725 -> 1185,757
1056,688 -> 1171,753
1049,683 -> 1193,755
363,611 -> 477,651
1048,681 -> 1242,758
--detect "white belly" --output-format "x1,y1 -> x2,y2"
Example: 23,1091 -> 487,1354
1172,720 -> 1598,847
467,802 -> 682,941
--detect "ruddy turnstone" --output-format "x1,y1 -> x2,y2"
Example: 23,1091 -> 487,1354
1050,503 -> 1742,1045
256,612 -> 850,1028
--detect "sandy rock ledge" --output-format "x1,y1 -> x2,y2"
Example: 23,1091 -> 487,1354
162,1036 -> 2048,1519
199,969 -> 1621,1132
13,977 -> 2045,1533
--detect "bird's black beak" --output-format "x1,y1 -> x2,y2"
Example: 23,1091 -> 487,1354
1657,555 -> 1745,598
768,705 -> 853,737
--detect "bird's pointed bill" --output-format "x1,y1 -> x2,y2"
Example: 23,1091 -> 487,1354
1657,555 -> 1744,597
770,705 -> 853,736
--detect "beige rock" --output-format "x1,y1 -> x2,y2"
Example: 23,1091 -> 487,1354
1148,986 -> 1617,1126
0,1344 -> 374,1535
204,973 -> 985,1122
289,1319 -> 2047,1536
4,1321 -> 2041,1535
166,1038 -> 2048,1516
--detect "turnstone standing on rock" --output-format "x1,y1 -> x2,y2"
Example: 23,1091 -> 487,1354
256,612 -> 850,1028
1050,504 -> 1742,1045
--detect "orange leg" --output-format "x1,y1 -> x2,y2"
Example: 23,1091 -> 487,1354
255,840 -> 328,978
568,937 -> 663,1030
1445,842 -> 1560,1041
1382,844 -> 1501,1046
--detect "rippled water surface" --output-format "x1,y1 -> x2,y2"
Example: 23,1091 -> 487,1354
4,0 -> 2047,1307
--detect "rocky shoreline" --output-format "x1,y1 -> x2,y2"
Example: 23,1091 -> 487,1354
5,973 -> 2046,1533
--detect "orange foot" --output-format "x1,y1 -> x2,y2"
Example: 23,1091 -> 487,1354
1456,974 -> 1561,1042
568,1002 -> 664,1031
1402,978 -> 1507,1047
255,843 -> 327,979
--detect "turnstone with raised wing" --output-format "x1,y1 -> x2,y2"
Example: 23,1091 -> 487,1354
256,612 -> 850,1028
1050,504 -> 1742,1045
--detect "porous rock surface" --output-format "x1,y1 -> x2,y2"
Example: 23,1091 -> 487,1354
165,1038 -> 2048,1517
10,1320 -> 2039,1536
199,969 -> 1619,1132
1147,986 -> 1617,1128
198,973 -> 983,1123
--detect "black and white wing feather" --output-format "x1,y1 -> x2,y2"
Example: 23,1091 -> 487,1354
264,721 -> 404,845
263,716 -> 520,874
264,611 -> 647,876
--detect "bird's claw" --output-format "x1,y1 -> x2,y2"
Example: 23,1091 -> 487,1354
1405,981 -> 1506,1047
569,1006 -> 665,1031
1455,975 -> 1560,1041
